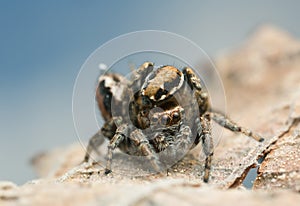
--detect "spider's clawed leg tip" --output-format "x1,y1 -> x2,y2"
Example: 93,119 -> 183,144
104,169 -> 112,175
259,137 -> 265,142
83,156 -> 89,162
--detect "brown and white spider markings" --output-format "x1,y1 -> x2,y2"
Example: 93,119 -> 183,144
83,62 -> 264,182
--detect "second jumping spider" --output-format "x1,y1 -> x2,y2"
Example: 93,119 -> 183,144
84,62 -> 264,182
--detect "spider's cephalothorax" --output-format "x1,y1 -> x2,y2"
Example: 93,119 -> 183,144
84,62 -> 264,182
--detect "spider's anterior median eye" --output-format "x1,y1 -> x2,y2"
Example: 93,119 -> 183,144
151,116 -> 159,123
160,115 -> 171,126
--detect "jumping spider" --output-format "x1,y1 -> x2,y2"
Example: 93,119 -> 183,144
84,62 -> 264,182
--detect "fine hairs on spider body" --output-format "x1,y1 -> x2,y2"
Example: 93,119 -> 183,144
83,62 -> 264,182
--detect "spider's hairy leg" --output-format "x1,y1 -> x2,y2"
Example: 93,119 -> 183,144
84,130 -> 105,162
100,118 -> 117,140
129,62 -> 154,89
130,129 -> 163,172
182,67 -> 210,113
84,119 -> 116,162
210,111 -> 264,142
182,67 -> 214,182
183,67 -> 203,90
105,123 -> 129,174
199,114 -> 214,183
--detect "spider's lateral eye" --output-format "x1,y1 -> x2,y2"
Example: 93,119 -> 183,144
142,95 -> 152,106
140,109 -> 148,116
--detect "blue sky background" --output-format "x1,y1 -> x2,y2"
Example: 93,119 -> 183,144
0,0 -> 300,184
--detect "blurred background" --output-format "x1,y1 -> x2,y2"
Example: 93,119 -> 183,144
0,0 -> 299,185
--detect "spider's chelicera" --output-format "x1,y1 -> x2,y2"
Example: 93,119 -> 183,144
83,62 -> 264,182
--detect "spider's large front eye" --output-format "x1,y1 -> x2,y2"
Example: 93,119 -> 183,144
151,116 -> 159,123
160,114 -> 171,126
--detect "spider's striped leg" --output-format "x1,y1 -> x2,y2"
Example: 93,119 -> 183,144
199,113 -> 214,183
183,67 -> 214,182
84,130 -> 105,162
182,67 -> 210,114
105,123 -> 129,174
129,62 -> 154,90
130,129 -> 163,172
84,119 -> 116,163
210,111 -> 264,142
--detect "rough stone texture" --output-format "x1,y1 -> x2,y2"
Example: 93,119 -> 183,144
1,180 -> 300,206
253,101 -> 300,191
217,25 -> 300,191
1,25 -> 300,205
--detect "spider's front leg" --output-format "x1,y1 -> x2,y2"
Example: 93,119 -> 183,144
84,119 -> 116,162
129,62 -> 154,90
194,115 -> 214,183
182,67 -> 209,114
130,129 -> 163,172
105,119 -> 129,174
84,131 -> 105,162
183,67 -> 214,182
198,114 -> 214,183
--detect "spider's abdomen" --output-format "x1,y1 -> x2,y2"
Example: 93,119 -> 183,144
96,73 -> 128,121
